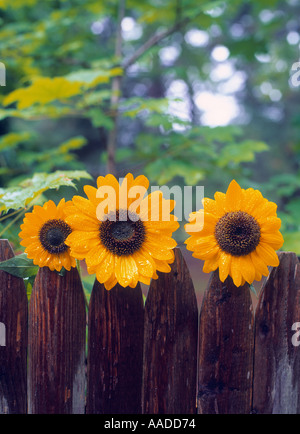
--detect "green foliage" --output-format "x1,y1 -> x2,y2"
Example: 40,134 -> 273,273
127,126 -> 269,184
3,77 -> 83,109
0,253 -> 38,278
218,140 -> 269,168
0,170 -> 91,213
0,0 -> 299,257
0,252 -> 38,299
0,131 -> 32,151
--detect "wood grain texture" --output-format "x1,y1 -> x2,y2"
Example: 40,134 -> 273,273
197,271 -> 254,414
86,280 -> 144,414
253,252 -> 300,414
142,247 -> 198,414
0,240 -> 28,414
28,266 -> 86,414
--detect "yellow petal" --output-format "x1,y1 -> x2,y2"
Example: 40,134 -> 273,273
260,231 -> 284,249
153,259 -> 171,273
250,249 -> 269,276
230,256 -> 243,287
185,234 -> 217,251
83,185 -> 99,204
66,213 -> 99,231
199,214 -> 216,236
242,188 -> 264,215
144,240 -> 174,261
253,200 -> 278,221
218,251 -> 231,282
43,200 -> 57,216
254,270 -> 262,281
202,198 -> 218,215
115,256 -> 138,287
225,180 -> 243,212
144,218 -> 179,233
70,195 -> 97,219
31,205 -> 52,221
239,255 -> 256,284
85,245 -> 107,267
139,190 -> 175,222
138,274 -> 152,285
124,173 -> 149,208
255,243 -> 279,267
104,273 -> 118,290
260,216 -> 282,233
65,230 -> 99,248
96,174 -> 120,206
60,251 -> 72,271
147,233 -> 177,249
185,211 -> 216,236
132,249 -> 155,278
214,191 -> 226,217
202,256 -> 219,273
95,251 -> 115,284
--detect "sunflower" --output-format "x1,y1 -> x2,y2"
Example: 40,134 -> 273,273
185,180 -> 284,287
19,199 -> 76,272
64,173 -> 179,290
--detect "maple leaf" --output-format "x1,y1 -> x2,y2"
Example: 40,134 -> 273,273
3,77 -> 82,109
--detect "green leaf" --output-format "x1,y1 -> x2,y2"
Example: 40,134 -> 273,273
0,170 -> 92,212
0,0 -> 37,9
86,108 -> 114,129
115,148 -> 134,162
3,77 -> 83,109
249,283 -> 258,298
0,131 -> 33,151
26,279 -> 33,300
57,267 -> 67,277
145,158 -> 205,185
58,136 -> 87,153
0,253 -> 38,278
121,97 -> 169,118
218,140 -> 269,167
65,67 -> 123,89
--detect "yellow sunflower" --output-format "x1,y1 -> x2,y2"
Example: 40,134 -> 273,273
19,199 -> 76,272
185,180 -> 284,287
64,173 -> 179,290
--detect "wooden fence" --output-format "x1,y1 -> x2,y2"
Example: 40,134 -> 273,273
0,238 -> 300,414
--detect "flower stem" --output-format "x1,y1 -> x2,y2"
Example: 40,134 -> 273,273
0,208 -> 27,238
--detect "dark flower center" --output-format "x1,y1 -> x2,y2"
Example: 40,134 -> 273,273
100,209 -> 146,256
39,219 -> 72,254
214,211 -> 261,256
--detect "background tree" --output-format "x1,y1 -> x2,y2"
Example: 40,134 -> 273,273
0,0 -> 300,295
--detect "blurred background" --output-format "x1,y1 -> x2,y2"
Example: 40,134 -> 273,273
0,0 -> 299,304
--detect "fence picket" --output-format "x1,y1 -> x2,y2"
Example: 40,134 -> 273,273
197,271 -> 254,414
86,280 -> 144,414
142,247 -> 198,414
1,240 -> 300,414
253,252 -> 300,414
0,239 -> 28,414
28,267 -> 86,414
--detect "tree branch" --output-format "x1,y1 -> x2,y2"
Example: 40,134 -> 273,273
106,3 -> 199,175
122,16 -> 190,70
106,0 -> 126,176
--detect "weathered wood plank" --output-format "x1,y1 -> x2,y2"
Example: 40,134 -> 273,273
28,267 -> 86,414
0,239 -> 28,414
143,247 -> 198,414
253,252 -> 300,414
197,271 -> 254,414
86,281 -> 144,414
